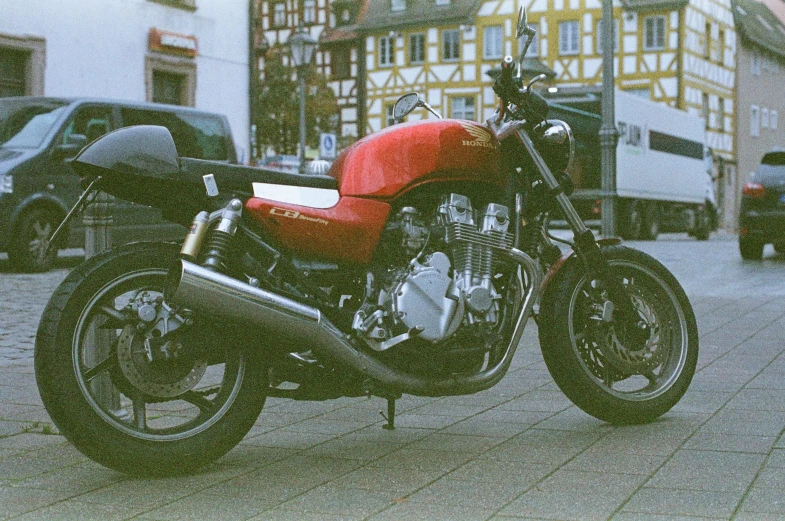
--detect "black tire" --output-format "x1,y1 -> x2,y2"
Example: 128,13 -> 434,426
621,201 -> 643,240
693,207 -> 711,241
538,245 -> 698,425
640,202 -> 660,240
9,207 -> 60,272
35,242 -> 267,477
739,237 -> 764,260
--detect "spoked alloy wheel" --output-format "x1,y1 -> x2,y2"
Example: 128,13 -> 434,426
35,242 -> 267,476
539,246 -> 698,425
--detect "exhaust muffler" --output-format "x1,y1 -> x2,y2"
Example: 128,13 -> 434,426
166,254 -> 539,396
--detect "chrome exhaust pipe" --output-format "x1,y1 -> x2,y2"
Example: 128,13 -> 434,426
166,253 -> 541,397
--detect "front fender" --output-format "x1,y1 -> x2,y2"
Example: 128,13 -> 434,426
541,237 -> 623,292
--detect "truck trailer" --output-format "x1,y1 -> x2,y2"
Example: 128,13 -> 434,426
544,88 -> 717,240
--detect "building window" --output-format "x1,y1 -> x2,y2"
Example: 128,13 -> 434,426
643,16 -> 666,51
443,29 -> 460,61
718,29 -> 725,64
273,3 -> 286,27
751,105 -> 760,137
152,70 -> 186,105
559,21 -> 579,55
772,110 -> 779,130
147,0 -> 196,10
145,55 -> 196,107
519,25 -> 538,57
0,48 -> 27,97
409,33 -> 425,64
391,0 -> 406,11
702,92 -> 709,129
483,26 -> 503,60
303,0 -> 316,24
597,18 -> 619,54
451,96 -> 475,120
332,48 -> 350,79
0,34 -> 45,97
704,22 -> 711,59
752,50 -> 761,75
435,0 -> 450,4
379,35 -> 394,66
718,97 -> 725,132
762,107 -> 770,129
386,104 -> 396,126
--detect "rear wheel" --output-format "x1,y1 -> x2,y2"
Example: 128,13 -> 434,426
739,237 -> 764,260
538,246 -> 698,425
35,242 -> 267,476
693,207 -> 711,241
9,207 -> 59,272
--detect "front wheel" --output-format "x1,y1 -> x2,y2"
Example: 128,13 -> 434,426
538,245 -> 698,425
35,242 -> 268,476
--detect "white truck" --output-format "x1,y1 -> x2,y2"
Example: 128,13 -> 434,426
545,88 -> 717,240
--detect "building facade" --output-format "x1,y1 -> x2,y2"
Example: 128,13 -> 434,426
731,0 -> 785,229
359,0 -> 736,155
0,0 -> 250,162
255,0 -> 365,142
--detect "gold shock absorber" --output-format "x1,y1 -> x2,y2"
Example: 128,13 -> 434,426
180,211 -> 210,260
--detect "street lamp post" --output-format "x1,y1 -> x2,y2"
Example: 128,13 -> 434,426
286,25 -> 318,174
600,0 -> 619,237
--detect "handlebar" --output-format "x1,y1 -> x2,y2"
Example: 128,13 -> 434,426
493,56 -> 549,126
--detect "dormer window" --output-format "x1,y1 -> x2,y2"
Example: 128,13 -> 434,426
392,0 -> 406,11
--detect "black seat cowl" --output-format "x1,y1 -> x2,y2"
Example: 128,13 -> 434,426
180,158 -> 338,192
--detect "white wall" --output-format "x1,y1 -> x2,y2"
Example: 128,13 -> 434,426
0,0 -> 249,162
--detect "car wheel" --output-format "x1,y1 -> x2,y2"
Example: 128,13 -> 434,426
739,237 -> 764,260
8,207 -> 60,272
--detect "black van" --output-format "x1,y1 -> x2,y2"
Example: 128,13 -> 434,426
0,97 -> 238,271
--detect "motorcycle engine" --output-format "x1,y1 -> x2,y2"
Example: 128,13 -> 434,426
353,193 -> 512,352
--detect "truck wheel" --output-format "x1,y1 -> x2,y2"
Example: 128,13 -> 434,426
641,203 -> 660,241
739,237 -> 764,260
693,207 -> 711,241
8,207 -> 60,272
621,201 -> 643,240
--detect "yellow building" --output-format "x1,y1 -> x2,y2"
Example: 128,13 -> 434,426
359,0 -> 735,160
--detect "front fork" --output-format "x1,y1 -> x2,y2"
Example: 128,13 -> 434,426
512,126 -> 644,334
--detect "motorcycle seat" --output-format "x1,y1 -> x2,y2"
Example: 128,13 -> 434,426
180,158 -> 338,193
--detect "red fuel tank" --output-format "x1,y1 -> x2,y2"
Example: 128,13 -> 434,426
330,119 -> 505,199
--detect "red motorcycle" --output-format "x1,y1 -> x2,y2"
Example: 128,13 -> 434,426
35,12 -> 698,477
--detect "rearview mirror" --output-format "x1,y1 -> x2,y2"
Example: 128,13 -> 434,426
393,93 -> 420,122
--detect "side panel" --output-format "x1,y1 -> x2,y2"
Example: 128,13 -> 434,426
246,196 -> 391,265
614,90 -> 708,204
331,119 -> 505,198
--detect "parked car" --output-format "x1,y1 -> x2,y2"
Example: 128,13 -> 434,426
0,97 -> 237,271
260,154 -> 300,173
739,150 -> 785,260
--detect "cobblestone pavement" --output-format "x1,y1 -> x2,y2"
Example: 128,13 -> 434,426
2,234 -> 785,520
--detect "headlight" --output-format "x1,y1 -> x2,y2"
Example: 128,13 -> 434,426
0,175 -> 12,194
537,119 -> 575,175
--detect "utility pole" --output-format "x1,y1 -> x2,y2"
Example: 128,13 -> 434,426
600,0 -> 620,237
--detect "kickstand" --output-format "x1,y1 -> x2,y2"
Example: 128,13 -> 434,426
380,397 -> 396,430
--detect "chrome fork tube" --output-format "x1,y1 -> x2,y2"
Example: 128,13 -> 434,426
515,128 -> 588,235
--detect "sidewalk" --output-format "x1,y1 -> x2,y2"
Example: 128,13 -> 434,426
1,235 -> 784,520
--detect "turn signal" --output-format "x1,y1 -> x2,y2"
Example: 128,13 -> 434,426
743,182 -> 765,198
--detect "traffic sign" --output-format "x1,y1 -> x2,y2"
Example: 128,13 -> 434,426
320,133 -> 337,159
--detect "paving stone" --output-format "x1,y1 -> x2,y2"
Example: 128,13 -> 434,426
682,432 -> 777,454
645,449 -> 764,493
499,470 -> 646,521
275,485 -> 395,517
738,486 -> 785,515
367,502 -> 494,521
135,493 -> 276,520
621,488 -> 741,518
